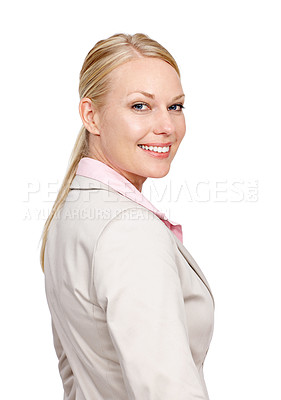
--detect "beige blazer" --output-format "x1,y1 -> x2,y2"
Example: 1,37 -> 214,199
44,175 -> 215,400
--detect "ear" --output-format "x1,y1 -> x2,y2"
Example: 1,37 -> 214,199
79,98 -> 101,136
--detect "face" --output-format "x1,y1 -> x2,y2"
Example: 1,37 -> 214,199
85,57 -> 186,191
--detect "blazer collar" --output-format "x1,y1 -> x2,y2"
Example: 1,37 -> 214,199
70,174 -> 120,193
71,157 -> 183,243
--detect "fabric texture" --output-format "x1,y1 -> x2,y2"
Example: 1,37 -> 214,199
44,159 -> 215,400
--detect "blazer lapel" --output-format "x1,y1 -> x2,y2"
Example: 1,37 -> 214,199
173,234 -> 215,307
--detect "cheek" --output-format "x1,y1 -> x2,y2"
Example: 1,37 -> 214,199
176,117 -> 186,141
115,114 -> 150,143
100,113 -> 149,153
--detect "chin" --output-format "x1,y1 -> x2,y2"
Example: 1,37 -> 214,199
147,165 -> 171,179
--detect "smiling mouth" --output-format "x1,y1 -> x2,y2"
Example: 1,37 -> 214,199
137,144 -> 171,154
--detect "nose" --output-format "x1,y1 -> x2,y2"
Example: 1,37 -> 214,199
152,108 -> 176,135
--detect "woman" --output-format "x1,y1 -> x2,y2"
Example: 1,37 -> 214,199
40,33 -> 215,400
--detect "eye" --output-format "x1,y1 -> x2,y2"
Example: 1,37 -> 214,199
132,102 -> 150,111
168,103 -> 185,111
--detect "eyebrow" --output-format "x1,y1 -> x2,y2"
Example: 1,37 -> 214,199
128,91 -> 185,102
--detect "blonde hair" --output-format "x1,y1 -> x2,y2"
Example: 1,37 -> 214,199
39,33 -> 180,271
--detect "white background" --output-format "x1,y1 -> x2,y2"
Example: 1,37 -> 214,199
1,1 -> 280,399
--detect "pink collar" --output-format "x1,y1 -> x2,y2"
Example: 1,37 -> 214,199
76,157 -> 183,243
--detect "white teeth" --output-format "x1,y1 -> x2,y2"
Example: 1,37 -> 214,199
138,144 -> 170,153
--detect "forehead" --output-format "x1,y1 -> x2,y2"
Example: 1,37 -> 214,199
107,57 -> 182,97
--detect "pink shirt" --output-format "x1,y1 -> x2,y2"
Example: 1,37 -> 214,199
76,157 -> 183,243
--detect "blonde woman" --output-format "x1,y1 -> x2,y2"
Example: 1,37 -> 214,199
40,33 -> 215,400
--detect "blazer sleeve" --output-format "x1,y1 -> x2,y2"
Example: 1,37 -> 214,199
93,208 -> 208,400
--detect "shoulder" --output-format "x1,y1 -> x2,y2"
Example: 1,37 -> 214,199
46,190 -> 178,280
94,206 -> 177,259
55,184 -> 176,250
111,206 -> 174,242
